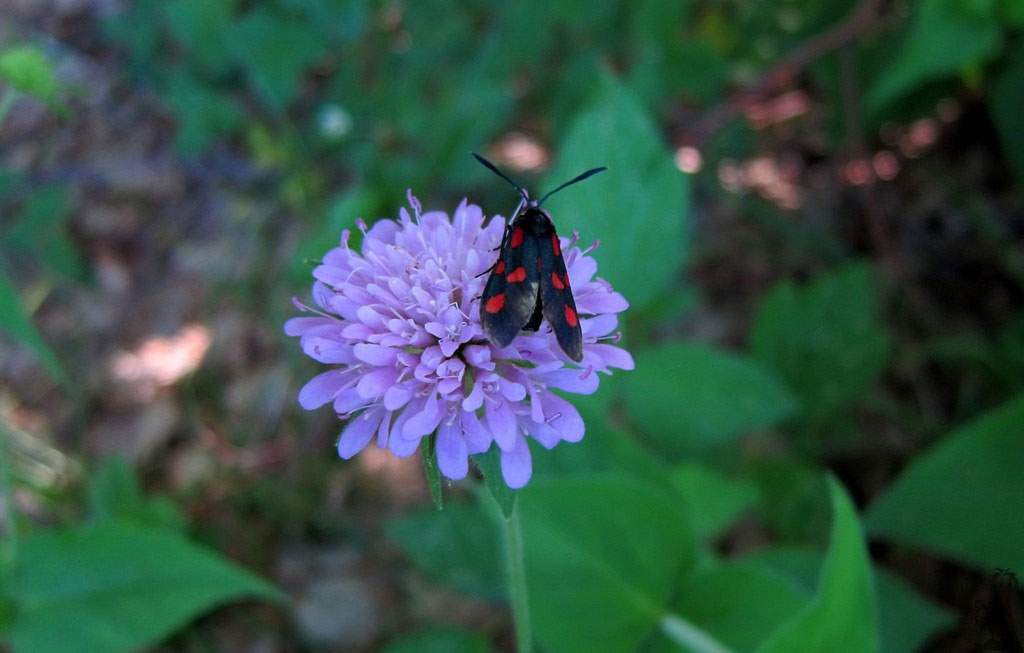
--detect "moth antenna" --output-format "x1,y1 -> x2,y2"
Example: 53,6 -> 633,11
538,166 -> 607,206
472,152 -> 529,202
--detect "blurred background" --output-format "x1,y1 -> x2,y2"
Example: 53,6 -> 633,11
1,0 -> 1023,651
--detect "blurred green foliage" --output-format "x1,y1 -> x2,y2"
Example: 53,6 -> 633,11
1,0 -> 1024,651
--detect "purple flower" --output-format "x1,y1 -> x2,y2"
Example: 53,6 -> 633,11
286,193 -> 633,489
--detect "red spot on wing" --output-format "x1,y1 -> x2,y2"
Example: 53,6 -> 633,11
507,266 -> 527,282
551,272 -> 565,290
551,233 -> 561,256
494,260 -> 505,275
564,305 -> 578,327
510,228 -> 524,248
485,293 -> 506,314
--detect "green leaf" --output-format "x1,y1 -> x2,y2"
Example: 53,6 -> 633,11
4,184 -> 86,281
386,501 -> 502,600
0,46 -> 59,106
519,474 -> 696,653
420,436 -> 443,510
866,394 -> 1024,577
544,75 -> 689,310
750,263 -> 890,426
867,0 -> 1002,113
88,457 -> 185,533
382,627 -> 493,653
0,268 -> 65,383
530,392 -> 669,484
226,9 -> 327,112
472,447 -> 516,519
163,0 -> 239,75
990,39 -> 1024,186
653,561 -> 809,652
163,70 -> 243,155
747,547 -> 955,653
6,522 -> 284,653
623,343 -> 798,454
670,462 -> 759,542
757,478 -> 878,653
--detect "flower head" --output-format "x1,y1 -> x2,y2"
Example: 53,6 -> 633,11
286,193 -> 633,489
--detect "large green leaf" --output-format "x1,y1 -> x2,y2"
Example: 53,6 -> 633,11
990,39 -> 1024,186
655,561 -> 809,652
757,478 -> 878,653
866,394 -> 1024,577
519,474 -> 696,653
87,457 -> 185,533
163,0 -> 239,75
544,75 -> 689,310
163,70 -> 243,155
748,547 -> 954,653
382,627 -> 493,653
386,501 -> 503,600
623,343 -> 797,454
0,268 -> 65,383
867,0 -> 1002,113
670,462 -> 759,542
5,522 -> 284,653
750,263 -> 889,426
226,9 -> 327,112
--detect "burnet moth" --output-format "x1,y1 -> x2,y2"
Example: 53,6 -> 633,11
473,153 -> 607,362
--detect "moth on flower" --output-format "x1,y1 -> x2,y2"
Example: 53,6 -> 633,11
286,191 -> 633,489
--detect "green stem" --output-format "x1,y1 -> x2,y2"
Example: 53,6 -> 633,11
0,423 -> 18,565
659,613 -> 734,653
501,501 -> 532,653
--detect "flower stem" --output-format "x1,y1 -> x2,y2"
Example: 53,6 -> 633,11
659,613 -> 734,653
501,501 -> 532,653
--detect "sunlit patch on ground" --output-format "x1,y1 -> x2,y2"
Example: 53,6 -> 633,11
110,324 -> 211,401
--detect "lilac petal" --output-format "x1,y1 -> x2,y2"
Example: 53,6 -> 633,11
285,317 -> 333,336
520,415 -> 561,449
577,289 -> 629,314
425,322 -> 446,339
461,410 -> 491,454
313,264 -> 348,287
500,434 -> 533,489
486,399 -> 518,451
462,344 -> 494,370
302,337 -> 354,364
299,370 -> 350,410
403,391 -> 443,438
462,381 -> 485,411
542,393 -> 584,443
587,344 -> 635,370
439,338 -> 459,358
377,411 -> 392,448
356,367 -> 399,399
436,417 -> 469,480
388,405 -> 422,457
499,379 -> 527,401
568,256 -> 597,286
353,343 -> 398,366
337,409 -> 384,459
541,368 -> 599,395
333,387 -> 368,414
582,313 -> 618,338
384,384 -> 413,410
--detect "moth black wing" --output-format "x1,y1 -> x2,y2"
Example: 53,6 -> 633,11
539,228 -> 583,362
480,220 -> 542,347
